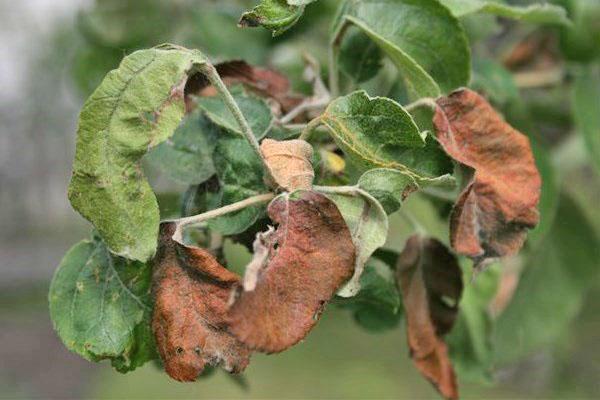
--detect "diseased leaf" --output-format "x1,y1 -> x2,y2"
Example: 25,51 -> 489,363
68,44 -> 208,261
261,138 -> 315,191
321,188 -> 388,297
494,193 -> 600,365
358,169 -> 416,214
49,236 -> 155,372
239,0 -> 305,37
396,235 -> 463,400
338,28 -> 384,84
152,223 -> 251,381
227,191 -> 356,353
572,65 -> 600,175
440,0 -> 570,25
195,86 -> 273,139
334,0 -> 470,98
433,89 -> 541,266
321,91 -> 453,182
146,111 -> 218,185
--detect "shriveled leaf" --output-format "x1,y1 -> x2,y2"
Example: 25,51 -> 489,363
321,91 -> 453,182
227,191 -> 356,353
261,138 -> 315,191
68,44 -> 208,261
494,193 -> 600,365
321,188 -> 388,297
433,89 -> 541,266
195,86 -> 273,139
239,0 -> 305,37
572,65 -> 600,175
440,0 -> 570,25
152,223 -> 250,381
447,262 -> 500,384
396,235 -> 463,400
338,28 -> 384,84
49,236 -> 155,372
146,111 -> 218,185
334,0 -> 470,98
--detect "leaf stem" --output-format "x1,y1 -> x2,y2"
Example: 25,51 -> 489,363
299,116 -> 323,141
404,97 -> 438,113
199,64 -> 272,179
172,192 -> 276,241
328,20 -> 352,98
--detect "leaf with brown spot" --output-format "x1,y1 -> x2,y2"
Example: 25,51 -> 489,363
396,235 -> 463,400
261,138 -> 315,191
433,88 -> 541,267
152,222 -> 251,382
227,190 -> 356,353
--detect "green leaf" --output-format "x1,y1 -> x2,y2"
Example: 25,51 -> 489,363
471,58 -> 519,106
357,169 -> 416,214
336,259 -> 402,333
494,193 -> 600,365
338,28 -> 384,84
447,262 -> 500,384
440,0 -> 570,25
209,134 -> 269,235
320,187 -> 388,297
558,0 -> 600,62
321,90 -> 453,182
49,236 -> 155,372
195,86 -> 273,139
572,65 -> 600,175
287,0 -> 318,5
239,0 -> 305,36
68,44 -> 208,261
334,0 -> 470,98
145,111 -> 218,185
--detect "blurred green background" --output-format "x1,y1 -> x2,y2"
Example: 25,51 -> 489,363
1,0 -> 599,398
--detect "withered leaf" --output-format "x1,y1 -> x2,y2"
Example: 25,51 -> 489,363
260,138 -> 314,191
397,235 -> 463,400
433,88 -> 541,266
227,191 -> 356,353
152,223 -> 250,382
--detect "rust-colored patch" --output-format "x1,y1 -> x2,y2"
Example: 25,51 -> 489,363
227,191 -> 356,353
433,89 -> 541,267
396,235 -> 463,400
260,138 -> 315,191
152,223 -> 250,382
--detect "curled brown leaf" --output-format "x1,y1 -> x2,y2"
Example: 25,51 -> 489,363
227,190 -> 356,353
397,235 -> 463,400
261,138 -> 315,191
152,222 -> 251,382
433,88 -> 541,267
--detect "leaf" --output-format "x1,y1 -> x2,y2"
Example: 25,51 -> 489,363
227,191 -> 356,353
321,188 -> 388,297
494,193 -> 600,365
68,44 -> 208,261
287,0 -> 318,5
557,0 -> 600,62
471,59 -> 519,106
152,222 -> 251,381
195,86 -> 273,139
433,89 -> 541,266
49,236 -> 155,372
440,0 -> 570,25
572,65 -> 600,175
396,235 -> 463,400
357,169 -> 416,214
145,111 -> 218,185
260,138 -> 315,191
334,0 -> 470,98
447,262 -> 500,384
338,28 -> 384,84
336,258 -> 402,333
208,134 -> 269,235
239,0 -> 305,37
321,91 -> 453,182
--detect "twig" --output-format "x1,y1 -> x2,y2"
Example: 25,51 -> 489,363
404,97 -> 438,113
299,116 -> 323,141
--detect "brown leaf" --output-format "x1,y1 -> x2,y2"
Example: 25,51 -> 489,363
396,235 -> 463,400
227,190 -> 356,353
260,138 -> 315,191
152,222 -> 251,381
433,88 -> 541,267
